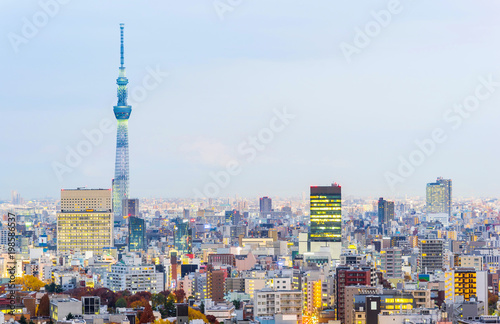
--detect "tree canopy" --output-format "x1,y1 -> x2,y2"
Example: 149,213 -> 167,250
188,307 -> 209,323
115,297 -> 127,308
15,275 -> 46,291
139,304 -> 156,324
38,294 -> 50,317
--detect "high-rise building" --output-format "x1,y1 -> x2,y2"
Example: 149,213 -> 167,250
57,188 -> 113,254
122,198 -> 139,218
225,210 -> 241,225
378,197 -> 394,234
128,216 -> 145,252
11,190 -> 21,205
379,247 -> 402,278
207,269 -> 226,302
445,268 -> 487,311
302,273 -> 333,313
259,197 -> 272,213
113,23 -> 132,223
335,266 -> 372,323
418,238 -> 444,273
174,218 -> 191,253
308,183 -> 342,260
310,184 -> 341,242
426,177 -> 452,216
194,272 -> 208,300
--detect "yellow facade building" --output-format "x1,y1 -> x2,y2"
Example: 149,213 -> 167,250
57,189 -> 113,255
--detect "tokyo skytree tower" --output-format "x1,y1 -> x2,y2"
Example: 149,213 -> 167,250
112,23 -> 131,223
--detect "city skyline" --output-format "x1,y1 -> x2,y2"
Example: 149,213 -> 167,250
3,1 -> 500,200
3,3 -> 500,323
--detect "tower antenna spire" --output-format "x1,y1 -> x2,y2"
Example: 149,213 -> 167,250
120,23 -> 124,68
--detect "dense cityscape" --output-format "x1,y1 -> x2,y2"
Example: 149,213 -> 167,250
5,172 -> 500,324
4,5 -> 500,324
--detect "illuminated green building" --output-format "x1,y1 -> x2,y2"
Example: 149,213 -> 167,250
309,183 -> 342,242
128,216 -> 145,251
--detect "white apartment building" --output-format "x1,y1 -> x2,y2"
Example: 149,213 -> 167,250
254,289 -> 302,322
105,261 -> 164,294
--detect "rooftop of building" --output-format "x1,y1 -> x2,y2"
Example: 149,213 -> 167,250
51,298 -> 81,304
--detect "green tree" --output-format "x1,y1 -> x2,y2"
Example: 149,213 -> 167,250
45,282 -> 63,293
66,313 -> 74,320
29,320 -> 35,324
38,294 -> 50,317
232,300 -> 240,310
116,297 -> 127,308
200,301 -> 205,314
152,293 -> 166,309
19,315 -> 27,324
165,299 -> 176,317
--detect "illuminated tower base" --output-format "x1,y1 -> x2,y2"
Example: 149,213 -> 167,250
113,119 -> 129,222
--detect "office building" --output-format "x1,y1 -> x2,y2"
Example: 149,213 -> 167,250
82,296 -> 100,315
259,197 -> 272,213
122,198 -> 139,218
174,218 -> 192,254
426,177 -> 452,216
113,24 -> 133,223
309,183 -> 342,260
57,188 -> 113,255
128,216 -> 145,252
378,197 -> 395,234
418,239 -> 444,273
225,210 -> 241,225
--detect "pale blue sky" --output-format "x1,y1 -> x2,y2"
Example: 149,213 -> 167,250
2,0 -> 500,200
